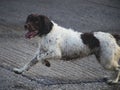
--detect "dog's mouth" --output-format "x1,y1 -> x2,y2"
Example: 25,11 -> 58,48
24,24 -> 39,39
25,30 -> 38,39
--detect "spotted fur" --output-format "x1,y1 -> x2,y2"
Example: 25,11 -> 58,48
14,14 -> 120,84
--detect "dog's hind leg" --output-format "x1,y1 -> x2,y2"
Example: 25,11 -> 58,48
13,56 -> 38,74
107,67 -> 120,84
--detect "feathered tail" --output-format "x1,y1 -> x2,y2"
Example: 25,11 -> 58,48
112,34 -> 120,45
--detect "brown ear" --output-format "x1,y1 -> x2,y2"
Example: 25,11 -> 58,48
38,15 -> 53,36
26,14 -> 39,23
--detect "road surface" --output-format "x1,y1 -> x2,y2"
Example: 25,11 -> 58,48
0,0 -> 120,90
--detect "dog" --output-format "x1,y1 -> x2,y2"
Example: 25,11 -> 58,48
13,14 -> 120,84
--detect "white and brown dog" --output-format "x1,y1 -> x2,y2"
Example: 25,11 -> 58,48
14,14 -> 120,84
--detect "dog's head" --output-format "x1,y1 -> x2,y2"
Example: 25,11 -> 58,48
24,14 -> 53,39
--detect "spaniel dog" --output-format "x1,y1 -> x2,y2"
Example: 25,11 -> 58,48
13,14 -> 120,84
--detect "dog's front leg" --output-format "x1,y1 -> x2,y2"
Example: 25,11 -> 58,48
13,56 -> 38,74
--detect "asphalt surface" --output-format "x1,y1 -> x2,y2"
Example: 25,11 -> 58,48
0,0 -> 120,90
0,0 -> 120,32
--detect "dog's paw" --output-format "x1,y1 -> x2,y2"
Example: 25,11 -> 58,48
13,68 -> 23,74
107,79 -> 118,85
103,76 -> 109,81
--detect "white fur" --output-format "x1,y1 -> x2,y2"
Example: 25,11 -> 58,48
36,22 -> 91,61
14,21 -> 120,84
94,32 -> 120,70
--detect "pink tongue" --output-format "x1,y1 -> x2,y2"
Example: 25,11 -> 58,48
25,31 -> 38,39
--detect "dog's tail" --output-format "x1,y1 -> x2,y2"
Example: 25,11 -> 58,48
112,34 -> 120,45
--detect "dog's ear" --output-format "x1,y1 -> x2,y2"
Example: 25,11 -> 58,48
26,14 -> 39,23
38,15 -> 53,36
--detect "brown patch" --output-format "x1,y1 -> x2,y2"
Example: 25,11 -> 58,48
81,33 -> 101,62
81,33 -> 100,49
